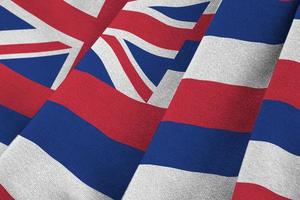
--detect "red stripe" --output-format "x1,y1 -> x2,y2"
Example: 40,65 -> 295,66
0,42 -> 70,55
233,183 -> 290,200
72,0 -> 128,67
0,64 -> 53,118
12,0 -> 127,69
0,185 -> 14,200
12,0 -> 121,42
192,14 -> 214,41
102,35 -> 153,101
49,70 -> 165,151
265,59 -> 300,109
163,79 -> 265,133
109,10 -> 202,50
96,0 -> 128,32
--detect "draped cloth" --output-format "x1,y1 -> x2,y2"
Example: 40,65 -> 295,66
0,0 -> 299,199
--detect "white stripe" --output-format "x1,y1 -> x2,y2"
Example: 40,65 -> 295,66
123,164 -> 236,200
92,37 -> 144,102
64,0 -> 105,17
125,0 -> 221,16
1,1 -> 81,47
237,141 -> 300,199
124,0 -> 211,8
123,0 -> 221,28
0,42 -> 76,90
2,0 -> 83,90
0,29 -> 56,45
203,0 -> 222,14
148,70 -> 184,108
0,49 -> 71,59
118,38 -> 156,91
103,28 -> 178,59
279,19 -> 300,63
184,36 -> 282,88
0,142 -> 7,155
123,0 -> 216,29
51,45 -> 80,90
123,5 -> 196,29
0,136 -> 111,200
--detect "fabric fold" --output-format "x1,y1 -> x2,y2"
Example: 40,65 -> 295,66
123,0 -> 299,199
233,4 -> 300,199
0,0 -> 219,199
0,0 -> 127,153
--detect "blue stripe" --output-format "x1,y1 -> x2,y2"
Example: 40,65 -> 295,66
151,2 -> 209,22
76,49 -> 114,87
125,40 -> 199,85
0,105 -> 30,145
125,40 -> 175,86
0,54 -> 68,88
141,121 -> 250,177
206,0 -> 298,44
76,41 -> 199,88
21,101 -> 144,199
251,100 -> 300,156
294,3 -> 300,19
0,6 -> 34,31
174,40 -> 200,70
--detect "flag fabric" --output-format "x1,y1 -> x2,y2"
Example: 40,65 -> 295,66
0,0 -> 127,153
123,0 -> 298,199
0,0 -> 219,199
0,0 -> 300,200
233,5 -> 300,200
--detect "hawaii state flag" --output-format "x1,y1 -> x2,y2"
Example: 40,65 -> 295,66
0,0 -> 300,200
